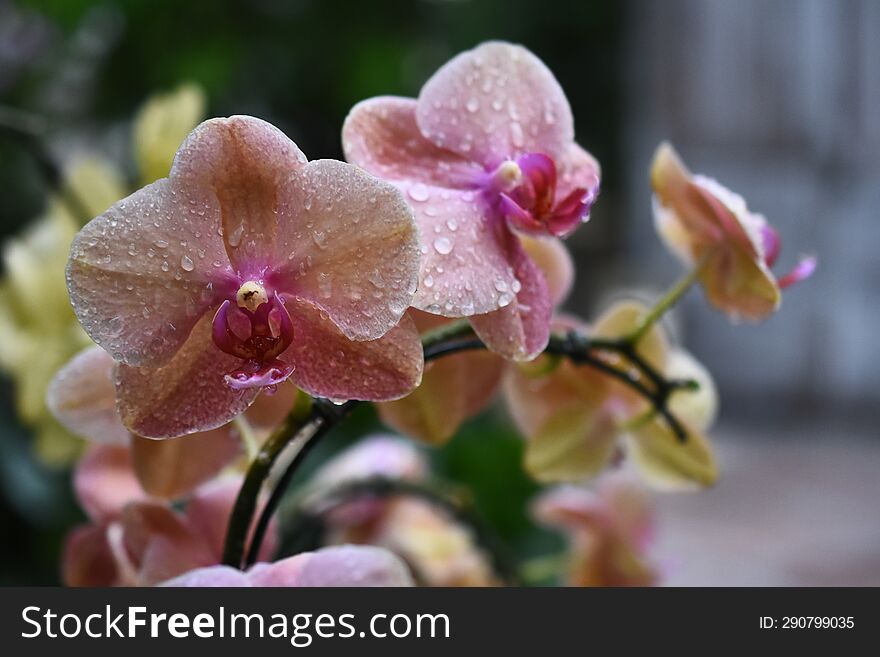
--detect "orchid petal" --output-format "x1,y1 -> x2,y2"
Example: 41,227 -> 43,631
270,159 -> 420,342
115,313 -> 259,438
159,565 -> 251,587
469,237 -> 552,360
47,346 -> 130,444
593,300 -> 668,372
284,298 -> 423,401
777,254 -> 817,289
130,429 -> 241,500
416,41 -> 574,165
627,417 -> 718,491
73,444 -> 143,521
247,545 -> 414,587
343,96 -> 481,187
171,116 -> 308,274
519,235 -> 574,306
67,178 -> 232,368
62,524 -> 118,587
524,405 -> 619,483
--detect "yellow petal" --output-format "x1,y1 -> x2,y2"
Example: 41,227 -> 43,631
665,349 -> 718,431
699,245 -> 781,321
134,83 -> 207,184
593,300 -> 668,371
627,417 -> 717,491
62,156 -> 127,223
525,406 -> 618,483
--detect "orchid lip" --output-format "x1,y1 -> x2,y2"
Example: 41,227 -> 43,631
485,152 -> 594,238
212,288 -> 295,390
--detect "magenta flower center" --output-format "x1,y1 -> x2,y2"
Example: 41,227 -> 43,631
486,153 -> 594,237
211,281 -> 295,392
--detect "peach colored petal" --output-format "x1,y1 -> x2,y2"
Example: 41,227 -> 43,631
270,159 -> 420,341
416,41 -> 574,165
524,405 -> 619,483
698,243 -> 781,320
469,238 -> 552,360
171,116 -> 308,274
243,381 -> 297,430
665,349 -> 718,432
115,313 -> 259,438
62,524 -> 117,587
284,298 -> 423,401
626,417 -> 718,491
343,96 -> 482,187
67,179 -> 231,368
159,565 -> 251,587
130,429 -> 241,500
47,346 -> 129,444
519,234 -> 574,306
73,444 -> 143,521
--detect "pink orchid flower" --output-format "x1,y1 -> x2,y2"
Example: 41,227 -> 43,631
344,41 -> 600,360
48,345 -> 294,498
66,116 -> 424,439
63,450 -> 276,587
305,436 -> 499,586
652,142 -> 816,320
533,474 -> 659,587
378,234 -> 575,444
504,301 -> 718,490
161,545 -> 413,587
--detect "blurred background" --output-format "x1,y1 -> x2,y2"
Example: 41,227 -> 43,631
0,0 -> 877,585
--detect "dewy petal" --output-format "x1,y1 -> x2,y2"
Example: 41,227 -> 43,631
519,234 -> 574,306
556,143 -> 602,204
247,545 -> 414,587
47,346 -> 130,444
74,444 -> 144,521
67,178 -> 232,368
171,116 -> 308,274
115,313 -> 259,438
284,298 -> 423,401
626,417 -> 718,491
270,159 -> 420,341
399,182 -> 522,317
470,237 -> 552,360
312,435 -> 428,486
524,406 -> 618,483
343,96 -> 482,188
416,41 -> 574,166
131,428 -> 241,500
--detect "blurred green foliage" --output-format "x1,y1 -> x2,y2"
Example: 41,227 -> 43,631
1,0 -> 620,584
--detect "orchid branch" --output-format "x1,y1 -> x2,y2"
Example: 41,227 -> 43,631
222,322 -> 699,570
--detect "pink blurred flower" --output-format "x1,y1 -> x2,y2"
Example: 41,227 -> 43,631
48,345 -> 294,498
161,545 -> 413,587
378,235 -> 575,444
62,450 -> 276,587
67,116 -> 423,438
652,142 -> 816,320
533,474 -> 659,587
307,436 -> 499,586
504,301 -> 718,490
344,41 -> 600,360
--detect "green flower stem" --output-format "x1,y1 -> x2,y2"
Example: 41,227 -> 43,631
223,322 -> 699,570
624,259 -> 707,345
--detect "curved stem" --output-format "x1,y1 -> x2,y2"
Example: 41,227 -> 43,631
625,260 -> 706,345
225,324 -> 699,568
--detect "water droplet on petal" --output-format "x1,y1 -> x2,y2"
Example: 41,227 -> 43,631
180,255 -> 195,272
433,237 -> 453,255
408,183 -> 430,202
423,275 -> 435,289
466,97 -> 480,113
